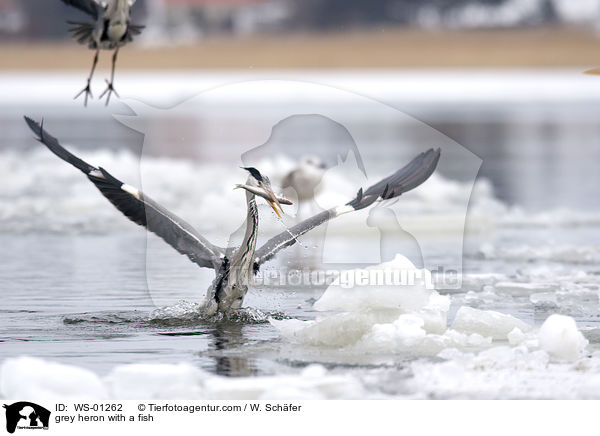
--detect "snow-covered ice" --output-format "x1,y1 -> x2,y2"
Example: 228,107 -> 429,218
0,357 -> 366,401
538,314 -> 588,362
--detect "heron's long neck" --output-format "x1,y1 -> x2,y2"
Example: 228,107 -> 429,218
231,190 -> 259,270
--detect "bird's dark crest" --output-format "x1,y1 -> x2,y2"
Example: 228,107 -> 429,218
241,167 -> 264,182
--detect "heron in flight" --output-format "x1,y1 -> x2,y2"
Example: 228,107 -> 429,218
61,0 -> 144,106
24,117 -> 441,316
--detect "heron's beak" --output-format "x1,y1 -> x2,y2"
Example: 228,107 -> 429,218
263,184 -> 284,217
585,67 -> 600,75
267,200 -> 282,217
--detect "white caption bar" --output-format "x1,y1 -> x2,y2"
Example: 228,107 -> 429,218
0,400 -> 595,436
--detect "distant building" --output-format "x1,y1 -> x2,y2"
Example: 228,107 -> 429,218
0,0 -> 25,37
4,0 -> 600,42
143,0 -> 291,44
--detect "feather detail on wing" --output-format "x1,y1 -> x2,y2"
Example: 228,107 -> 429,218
24,116 -> 224,270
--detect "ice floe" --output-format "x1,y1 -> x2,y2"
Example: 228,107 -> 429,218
451,306 -> 531,340
479,242 -> 600,264
538,314 -> 589,362
270,254 -> 590,367
407,344 -> 600,399
0,356 -> 109,401
270,254 -> 457,353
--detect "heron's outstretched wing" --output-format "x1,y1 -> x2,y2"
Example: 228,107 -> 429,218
61,0 -> 102,18
253,148 -> 441,269
24,117 -> 224,270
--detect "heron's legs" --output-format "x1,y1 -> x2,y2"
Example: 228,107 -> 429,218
74,49 -> 99,107
99,47 -> 120,105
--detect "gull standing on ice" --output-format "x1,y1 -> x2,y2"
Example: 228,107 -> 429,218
282,155 -> 327,216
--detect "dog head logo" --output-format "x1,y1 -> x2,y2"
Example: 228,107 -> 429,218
116,80 -> 480,306
3,402 -> 50,434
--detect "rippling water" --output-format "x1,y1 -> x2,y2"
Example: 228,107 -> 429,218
1,71 -> 600,399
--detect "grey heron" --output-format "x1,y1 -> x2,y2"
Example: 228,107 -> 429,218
24,117 -> 441,316
61,0 -> 144,106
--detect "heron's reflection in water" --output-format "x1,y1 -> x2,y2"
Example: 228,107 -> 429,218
208,323 -> 254,377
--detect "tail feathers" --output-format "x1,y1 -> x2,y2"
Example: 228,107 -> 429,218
124,23 -> 145,42
66,21 -> 144,45
128,24 -> 145,34
24,116 -> 96,175
66,21 -> 95,45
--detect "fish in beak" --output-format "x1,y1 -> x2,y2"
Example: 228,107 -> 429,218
262,183 -> 285,217
235,184 -> 292,217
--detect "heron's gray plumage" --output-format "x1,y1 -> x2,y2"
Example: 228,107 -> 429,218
213,189 -> 260,313
25,117 -> 223,270
25,116 -> 440,316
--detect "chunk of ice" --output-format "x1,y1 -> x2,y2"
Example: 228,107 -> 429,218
538,314 -> 588,361
105,363 -> 207,399
0,357 -> 108,401
314,254 -> 432,313
451,306 -> 531,340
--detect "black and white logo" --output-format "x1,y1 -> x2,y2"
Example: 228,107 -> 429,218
3,402 -> 50,434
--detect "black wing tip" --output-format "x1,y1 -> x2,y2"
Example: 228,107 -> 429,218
421,147 -> 441,161
24,116 -> 50,144
406,146 -> 441,188
24,116 -> 97,175
348,146 -> 441,209
24,116 -> 43,138
426,147 -> 442,172
24,115 -> 36,128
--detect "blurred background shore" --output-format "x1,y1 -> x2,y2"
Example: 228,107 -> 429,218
1,28 -> 600,69
2,0 -> 600,69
